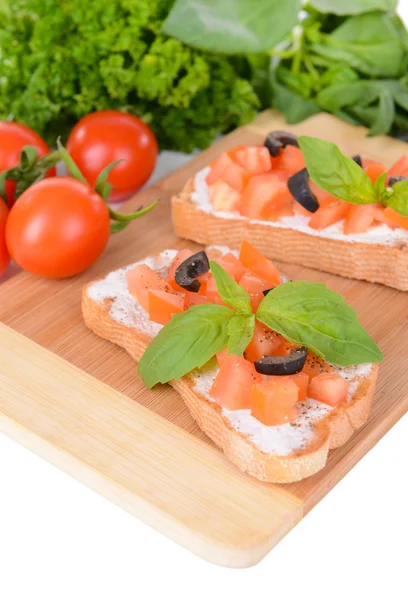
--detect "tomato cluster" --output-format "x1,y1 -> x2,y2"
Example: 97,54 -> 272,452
0,112 -> 158,279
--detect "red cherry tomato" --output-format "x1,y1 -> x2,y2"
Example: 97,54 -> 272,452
0,198 -> 9,276
6,177 -> 110,278
67,110 -> 158,202
0,121 -> 56,207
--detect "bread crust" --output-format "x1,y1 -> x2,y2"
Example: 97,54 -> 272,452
82,261 -> 379,484
172,179 -> 408,291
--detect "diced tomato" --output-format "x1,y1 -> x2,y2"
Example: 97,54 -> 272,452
234,146 -> 272,175
374,206 -> 398,230
166,249 -> 194,292
222,162 -> 250,193
148,290 -> 184,325
240,174 -> 293,220
126,264 -> 172,311
362,158 -> 386,183
216,348 -> 228,367
184,291 -> 208,309
308,200 -> 350,230
289,372 -> 309,402
388,154 -> 408,178
239,272 -> 270,295
265,372 -> 309,402
273,146 -> 306,176
208,181 -> 241,212
249,293 -> 264,312
239,240 -> 281,285
210,355 -> 261,410
206,274 -> 225,305
250,379 -> 299,426
302,353 -> 333,381
216,252 -> 247,282
343,203 -> 378,234
308,372 -> 349,407
382,207 -> 408,230
206,152 -> 234,186
274,339 -> 296,357
244,320 -> 283,363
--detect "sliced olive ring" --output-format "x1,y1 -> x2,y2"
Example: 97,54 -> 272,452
287,168 -> 319,213
352,154 -> 362,167
254,347 -> 308,376
174,250 -> 210,292
264,131 -> 299,157
389,175 -> 408,186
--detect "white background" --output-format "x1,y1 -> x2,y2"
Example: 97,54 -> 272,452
1,4 -> 408,599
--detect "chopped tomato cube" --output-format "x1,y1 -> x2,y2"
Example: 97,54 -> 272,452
373,206 -> 398,230
206,152 -> 234,186
208,181 -> 241,212
388,154 -> 408,178
382,207 -> 408,230
240,174 -> 293,220
239,240 -> 281,285
245,320 -> 283,363
362,158 -> 386,183
126,264 -> 172,311
148,290 -> 184,325
308,372 -> 349,406
206,274 -> 225,305
184,291 -> 208,309
210,355 -> 261,410
249,292 -> 264,312
273,146 -> 306,176
216,348 -> 228,366
222,162 -> 250,193
239,272 -> 270,295
343,204 -> 378,235
308,200 -> 350,230
265,372 -> 309,402
274,339 -> 296,357
216,252 -> 247,282
234,146 -> 272,175
302,353 -> 333,381
250,379 -> 299,426
167,249 -> 194,292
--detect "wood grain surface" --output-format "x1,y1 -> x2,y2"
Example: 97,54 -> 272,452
0,110 -> 407,565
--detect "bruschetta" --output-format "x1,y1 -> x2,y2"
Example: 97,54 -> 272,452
171,132 -> 408,290
82,243 -> 380,484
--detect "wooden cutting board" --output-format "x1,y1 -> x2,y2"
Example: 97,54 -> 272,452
1,110 -> 408,568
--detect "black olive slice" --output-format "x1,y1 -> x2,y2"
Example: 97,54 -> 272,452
174,251 -> 210,292
287,168 -> 319,213
352,154 -> 362,167
389,175 -> 408,186
254,347 -> 308,376
264,131 -> 299,157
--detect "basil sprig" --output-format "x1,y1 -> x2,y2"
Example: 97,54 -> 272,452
138,259 -> 382,389
298,135 -> 408,217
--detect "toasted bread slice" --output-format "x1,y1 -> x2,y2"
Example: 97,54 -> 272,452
172,177 -> 408,291
82,247 -> 378,484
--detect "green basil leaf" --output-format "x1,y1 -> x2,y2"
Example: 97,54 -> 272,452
256,281 -> 383,366
312,13 -> 405,78
228,314 -> 255,357
298,136 -> 378,205
375,172 -> 388,196
368,90 -> 395,136
210,260 -> 251,314
162,0 -> 300,54
271,76 -> 321,124
384,180 -> 408,217
308,0 -> 397,15
316,81 -> 379,113
138,304 -> 234,389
